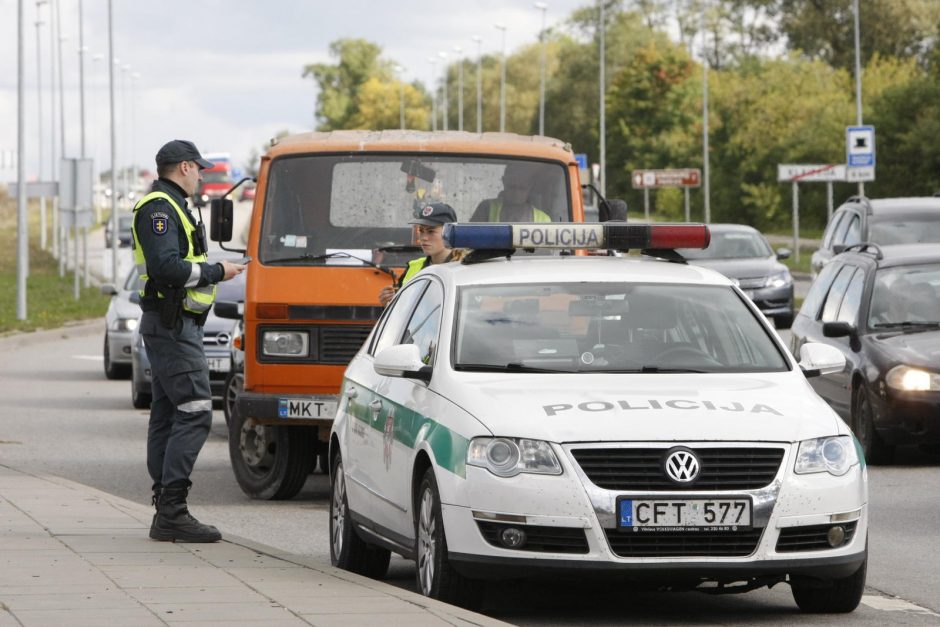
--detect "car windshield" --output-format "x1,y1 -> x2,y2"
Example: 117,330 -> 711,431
202,171 -> 231,184
868,263 -> 940,327
258,154 -> 571,267
870,215 -> 940,245
453,283 -> 788,373
678,230 -> 771,260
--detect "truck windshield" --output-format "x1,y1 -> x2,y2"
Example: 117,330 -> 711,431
259,155 -> 571,266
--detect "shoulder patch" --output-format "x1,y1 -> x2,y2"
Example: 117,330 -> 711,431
151,214 -> 169,235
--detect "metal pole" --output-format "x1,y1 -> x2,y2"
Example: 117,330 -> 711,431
79,0 -> 89,290
35,3 -> 46,256
17,0 -> 28,320
48,2 -> 56,255
394,65 -> 405,130
56,0 -> 66,274
852,0 -> 865,197
438,52 -> 448,131
598,1 -> 606,196
684,188 -> 690,222
827,181 -> 834,220
472,36 -> 483,133
643,188 -> 649,221
535,2 -> 547,136
495,23 -> 507,132
701,3 -> 711,224
428,57 -> 437,131
108,0 -> 118,283
792,182 -> 800,263
454,46 -> 464,131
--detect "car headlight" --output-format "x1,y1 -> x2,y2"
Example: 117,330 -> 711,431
794,436 -> 859,476
261,330 -> 308,357
886,365 -> 940,392
763,270 -> 792,289
467,437 -> 562,478
112,317 -> 138,332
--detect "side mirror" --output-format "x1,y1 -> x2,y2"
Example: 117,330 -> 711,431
832,244 -> 847,255
776,247 -> 791,260
798,342 -> 846,377
213,300 -> 242,320
823,321 -> 854,338
599,198 -> 628,222
129,291 -> 141,304
209,198 -> 234,242
100,283 -> 118,296
374,344 -> 432,382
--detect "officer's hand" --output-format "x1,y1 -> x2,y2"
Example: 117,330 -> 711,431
379,285 -> 398,306
219,260 -> 246,281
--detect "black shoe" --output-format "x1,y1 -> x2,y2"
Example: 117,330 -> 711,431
150,486 -> 221,543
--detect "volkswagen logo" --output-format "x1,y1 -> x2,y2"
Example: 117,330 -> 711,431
664,448 -> 700,483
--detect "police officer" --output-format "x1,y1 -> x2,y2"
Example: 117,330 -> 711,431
469,162 -> 551,223
379,202 -> 459,306
132,139 -> 245,543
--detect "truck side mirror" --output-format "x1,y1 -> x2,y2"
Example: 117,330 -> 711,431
210,198 -> 233,242
600,198 -> 627,222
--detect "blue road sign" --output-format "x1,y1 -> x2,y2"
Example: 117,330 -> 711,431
575,153 -> 588,169
846,126 -> 875,168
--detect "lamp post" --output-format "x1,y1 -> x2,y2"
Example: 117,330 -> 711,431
35,0 -> 47,254
494,23 -> 507,132
91,52 -> 102,220
121,63 -> 131,209
852,0 -> 864,197
17,0 -> 27,319
438,51 -> 448,131
700,3 -> 710,223
453,46 -> 464,131
108,0 -> 118,284
598,1 -> 605,196
394,65 -> 405,130
534,2 -> 547,136
427,57 -> 437,131
472,35 -> 483,133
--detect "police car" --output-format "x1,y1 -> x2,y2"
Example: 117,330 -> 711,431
329,223 -> 868,613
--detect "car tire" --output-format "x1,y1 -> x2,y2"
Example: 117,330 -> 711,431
222,371 -> 243,430
853,384 -> 893,464
791,556 -> 867,613
103,335 -> 130,380
228,412 -> 313,500
415,468 -> 483,610
131,382 -> 152,409
329,454 -> 391,578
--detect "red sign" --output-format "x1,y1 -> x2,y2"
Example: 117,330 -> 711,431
631,168 -> 701,189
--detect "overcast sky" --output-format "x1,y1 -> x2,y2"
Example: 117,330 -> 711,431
0,0 -> 595,184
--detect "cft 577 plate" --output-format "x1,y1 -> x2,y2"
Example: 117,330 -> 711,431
617,497 -> 752,531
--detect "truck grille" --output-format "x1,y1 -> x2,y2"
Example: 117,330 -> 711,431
317,325 -> 372,364
605,528 -> 763,557
571,447 -> 785,491
776,521 -> 858,552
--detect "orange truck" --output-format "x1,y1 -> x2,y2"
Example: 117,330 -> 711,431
210,130 -> 625,499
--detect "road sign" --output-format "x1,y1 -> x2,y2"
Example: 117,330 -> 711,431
846,166 -> 875,182
777,164 -> 846,183
846,125 -> 875,167
6,181 -> 59,198
631,168 -> 701,189
574,153 -> 588,169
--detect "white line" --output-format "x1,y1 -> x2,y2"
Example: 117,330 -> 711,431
862,595 -> 940,617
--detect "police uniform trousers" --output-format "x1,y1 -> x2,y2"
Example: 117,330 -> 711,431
140,311 -> 214,488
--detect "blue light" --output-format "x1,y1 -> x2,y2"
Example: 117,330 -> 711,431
443,224 -> 513,249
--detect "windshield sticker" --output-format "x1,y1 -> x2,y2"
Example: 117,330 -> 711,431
543,399 -> 783,417
279,234 -> 308,248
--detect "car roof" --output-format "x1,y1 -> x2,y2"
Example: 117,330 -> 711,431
841,196 -> 940,216
838,243 -> 940,268
422,255 -> 733,288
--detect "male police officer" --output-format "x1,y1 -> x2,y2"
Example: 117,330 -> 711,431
132,139 -> 245,542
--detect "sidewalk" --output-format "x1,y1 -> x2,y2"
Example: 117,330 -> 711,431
0,465 -> 510,627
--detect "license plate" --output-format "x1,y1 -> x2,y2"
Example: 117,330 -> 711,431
617,497 -> 752,530
207,357 -> 231,373
278,398 -> 338,419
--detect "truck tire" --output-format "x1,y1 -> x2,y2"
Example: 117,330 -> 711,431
229,414 -> 313,500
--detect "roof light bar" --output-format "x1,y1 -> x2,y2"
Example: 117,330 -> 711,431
443,223 -> 710,251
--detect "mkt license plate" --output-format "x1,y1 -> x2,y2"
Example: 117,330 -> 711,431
618,498 -> 751,530
278,398 -> 337,419
207,357 -> 230,373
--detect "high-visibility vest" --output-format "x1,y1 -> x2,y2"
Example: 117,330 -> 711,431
487,201 -> 551,223
401,257 -> 429,285
132,191 -> 216,314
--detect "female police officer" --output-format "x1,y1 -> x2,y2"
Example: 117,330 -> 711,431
132,139 -> 244,542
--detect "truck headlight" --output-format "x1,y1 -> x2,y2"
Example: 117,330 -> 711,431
467,437 -> 562,478
794,436 -> 858,476
261,330 -> 308,357
764,270 -> 792,289
886,365 -> 940,392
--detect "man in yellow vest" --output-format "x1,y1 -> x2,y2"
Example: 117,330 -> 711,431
470,161 -> 551,223
132,139 -> 245,543
379,202 -> 459,306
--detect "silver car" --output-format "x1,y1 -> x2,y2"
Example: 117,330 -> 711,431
101,267 -> 139,379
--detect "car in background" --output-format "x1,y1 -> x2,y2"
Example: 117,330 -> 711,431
105,213 -> 134,248
677,224 -> 795,328
810,196 -> 940,278
101,267 -> 139,379
239,184 -> 256,202
791,242 -> 940,463
130,254 -> 247,409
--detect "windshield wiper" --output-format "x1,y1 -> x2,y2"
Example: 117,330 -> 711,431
872,321 -> 940,331
271,252 -> 397,280
638,366 -> 708,373
454,362 -> 567,373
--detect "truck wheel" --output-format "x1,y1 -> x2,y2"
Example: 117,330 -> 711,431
330,454 -> 391,578
222,372 -> 243,430
228,413 -> 313,500
791,557 -> 867,613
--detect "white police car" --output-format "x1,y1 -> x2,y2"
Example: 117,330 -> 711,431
329,223 -> 868,613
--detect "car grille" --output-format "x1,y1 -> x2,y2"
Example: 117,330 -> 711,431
605,528 -> 763,557
736,277 -> 766,289
318,325 -> 372,364
571,447 -> 785,491
775,521 -> 859,553
477,521 -> 589,554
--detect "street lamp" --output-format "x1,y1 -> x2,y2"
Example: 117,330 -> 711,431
394,65 -> 405,130
700,3 -> 710,223
438,51 -> 448,131
35,0 -> 48,253
494,23 -> 507,132
472,35 -> 483,133
597,2 -> 605,196
427,57 -> 437,131
453,46 -> 464,131
107,0 -> 118,283
534,2 -> 547,136
852,0 -> 864,197
121,63 -> 131,208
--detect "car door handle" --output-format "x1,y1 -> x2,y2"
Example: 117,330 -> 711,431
345,388 -> 358,400
369,400 -> 382,412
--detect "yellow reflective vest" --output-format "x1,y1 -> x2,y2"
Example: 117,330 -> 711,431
487,201 -> 551,223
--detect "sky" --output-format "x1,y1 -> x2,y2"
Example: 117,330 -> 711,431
0,0 -> 595,184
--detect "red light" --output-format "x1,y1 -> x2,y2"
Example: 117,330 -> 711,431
648,224 -> 710,249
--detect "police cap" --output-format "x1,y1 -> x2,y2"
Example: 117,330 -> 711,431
409,202 -> 458,227
155,139 -> 213,169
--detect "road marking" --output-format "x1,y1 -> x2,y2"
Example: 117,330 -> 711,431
73,355 -> 103,361
862,595 -> 940,617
